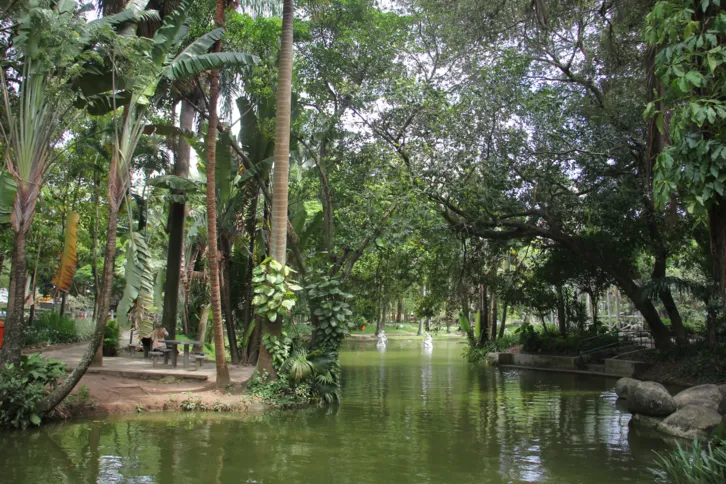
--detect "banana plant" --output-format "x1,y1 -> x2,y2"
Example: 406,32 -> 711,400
37,0 -> 258,414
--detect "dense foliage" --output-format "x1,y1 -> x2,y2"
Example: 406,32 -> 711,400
0,354 -> 66,429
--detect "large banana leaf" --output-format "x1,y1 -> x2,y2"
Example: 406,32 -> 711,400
163,52 -> 259,81
174,28 -> 225,63
89,0 -> 159,30
52,212 -> 80,292
0,172 -> 17,226
150,0 -> 189,65
117,233 -> 155,330
148,174 -> 200,193
237,96 -> 261,158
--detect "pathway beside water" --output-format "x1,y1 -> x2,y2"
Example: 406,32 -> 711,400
1,339 -> 669,483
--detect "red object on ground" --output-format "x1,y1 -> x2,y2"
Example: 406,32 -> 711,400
0,321 -> 4,349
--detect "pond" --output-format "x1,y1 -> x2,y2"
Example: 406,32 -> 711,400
0,339 -> 670,483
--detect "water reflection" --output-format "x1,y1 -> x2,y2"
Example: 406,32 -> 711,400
0,340 -> 669,483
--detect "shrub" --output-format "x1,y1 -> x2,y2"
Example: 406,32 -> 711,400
23,311 -> 79,347
103,320 -> 120,357
0,354 -> 66,429
650,439 -> 726,484
514,322 -> 620,356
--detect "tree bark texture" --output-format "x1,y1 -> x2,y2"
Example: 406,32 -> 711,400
161,98 -> 194,339
204,0 -> 231,387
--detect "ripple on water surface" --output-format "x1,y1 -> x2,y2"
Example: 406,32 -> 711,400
0,339 -> 669,483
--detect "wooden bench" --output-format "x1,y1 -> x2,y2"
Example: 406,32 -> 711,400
192,354 -> 206,370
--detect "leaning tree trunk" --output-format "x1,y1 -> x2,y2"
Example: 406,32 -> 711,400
161,98 -> 194,339
37,209 -> 120,415
204,0 -> 232,388
258,0 -> 294,380
194,303 -> 210,353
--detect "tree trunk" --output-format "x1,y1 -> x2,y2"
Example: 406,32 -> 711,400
591,294 -> 598,330
161,99 -> 193,339
556,286 -> 567,336
219,235 -> 239,364
258,0 -> 294,380
91,167 -> 101,319
1,229 -> 29,365
417,317 -> 424,336
489,292 -> 498,340
204,0 -> 231,387
37,209 -> 120,415
59,292 -> 67,318
256,317 -> 280,379
476,285 -> 488,347
195,303 -> 210,353
396,298 -> 403,323
708,197 -> 726,329
498,299 -> 508,339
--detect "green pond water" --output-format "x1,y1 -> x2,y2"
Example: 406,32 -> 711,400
0,339 -> 671,483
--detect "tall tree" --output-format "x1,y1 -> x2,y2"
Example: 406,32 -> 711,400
258,0 -> 294,378
204,0 -> 232,387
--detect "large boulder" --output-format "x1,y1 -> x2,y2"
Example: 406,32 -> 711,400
673,384 -> 723,411
719,397 -> 726,416
627,381 -> 676,417
718,385 -> 726,397
656,405 -> 723,440
614,377 -> 639,400
629,413 -> 664,429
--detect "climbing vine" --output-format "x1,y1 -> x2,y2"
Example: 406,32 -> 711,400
306,273 -> 354,352
251,258 -> 302,323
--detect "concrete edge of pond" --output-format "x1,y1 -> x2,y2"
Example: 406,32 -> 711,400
493,352 -> 651,379
498,364 -> 624,379
86,367 -> 209,381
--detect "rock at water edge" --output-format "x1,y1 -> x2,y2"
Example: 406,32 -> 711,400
673,384 -> 723,412
627,381 -> 676,417
614,377 -> 639,400
630,413 -> 664,429
656,405 -> 722,440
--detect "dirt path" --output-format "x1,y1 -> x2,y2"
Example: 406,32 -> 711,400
67,373 -> 263,417
36,335 -> 261,418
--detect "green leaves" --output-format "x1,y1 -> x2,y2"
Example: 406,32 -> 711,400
163,52 -> 259,81
117,233 -> 155,332
251,259 -> 300,322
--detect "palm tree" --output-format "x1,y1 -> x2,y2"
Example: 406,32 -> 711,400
38,2 -> 257,411
0,2 -> 89,365
204,0 -> 232,387
258,0 -> 294,379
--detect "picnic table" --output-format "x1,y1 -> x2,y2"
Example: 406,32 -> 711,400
162,340 -> 204,369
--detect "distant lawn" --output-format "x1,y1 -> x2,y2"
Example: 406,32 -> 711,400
351,323 -> 463,339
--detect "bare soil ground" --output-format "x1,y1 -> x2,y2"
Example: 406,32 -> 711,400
62,373 -> 264,418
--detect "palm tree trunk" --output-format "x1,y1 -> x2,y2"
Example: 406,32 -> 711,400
161,99 -> 194,339
204,0 -> 231,387
259,0 -> 294,380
